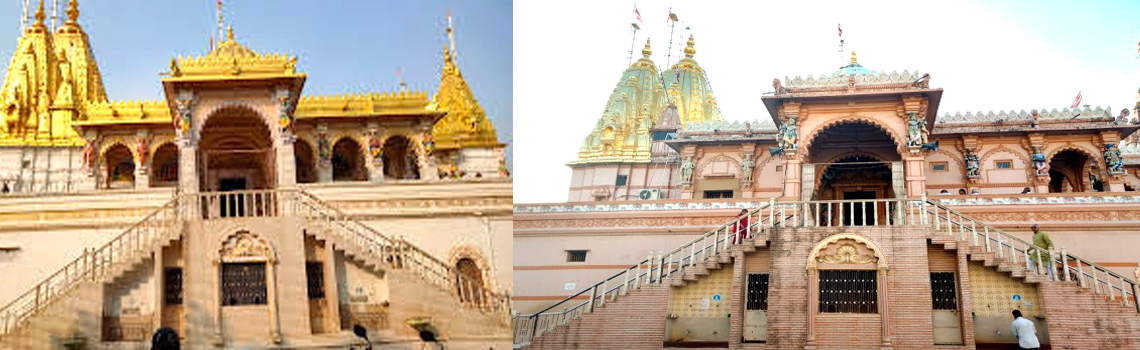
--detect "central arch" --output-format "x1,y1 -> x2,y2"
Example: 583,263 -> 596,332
198,105 -> 275,191
805,120 -> 902,202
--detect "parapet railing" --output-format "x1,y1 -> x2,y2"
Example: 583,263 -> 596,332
196,189 -> 284,219
918,199 -> 1139,312
291,190 -> 511,322
0,196 -> 183,335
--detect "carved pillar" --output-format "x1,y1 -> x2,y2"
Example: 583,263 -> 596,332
81,132 -> 99,190
322,242 -> 341,332
135,131 -> 150,190
415,125 -> 440,181
1027,133 -> 1049,193
316,124 -> 332,183
1099,130 -> 1126,192
877,266 -> 893,349
174,91 -> 199,195
782,150 -> 802,200
153,247 -> 164,331
679,144 -> 697,199
274,88 -> 297,190
804,267 -> 818,349
365,123 -> 384,183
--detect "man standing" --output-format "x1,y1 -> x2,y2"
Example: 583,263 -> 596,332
1028,224 -> 1054,279
1010,310 -> 1040,350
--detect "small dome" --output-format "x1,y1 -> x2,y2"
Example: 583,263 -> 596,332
831,51 -> 876,76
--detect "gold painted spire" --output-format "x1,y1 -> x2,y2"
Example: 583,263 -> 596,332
66,0 -> 78,23
683,34 -> 695,58
641,38 -> 652,58
227,26 -> 234,41
851,50 -> 857,63
432,14 -> 500,150
33,0 -> 46,29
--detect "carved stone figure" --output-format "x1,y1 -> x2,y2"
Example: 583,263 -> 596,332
965,149 -> 980,177
368,133 -> 382,163
82,141 -> 95,169
741,155 -> 755,183
778,116 -> 798,150
906,112 -> 926,147
680,156 -> 695,183
1030,109 -> 1039,127
278,94 -> 295,133
317,132 -> 330,162
1105,144 -> 1124,174
136,138 -> 148,168
1032,146 -> 1047,176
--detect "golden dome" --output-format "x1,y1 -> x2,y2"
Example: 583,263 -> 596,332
683,35 -> 696,58
641,38 -> 652,58
207,26 -> 258,59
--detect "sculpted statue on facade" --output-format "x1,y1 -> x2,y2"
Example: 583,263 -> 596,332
1032,146 -> 1047,176
906,112 -> 927,147
680,156 -> 695,184
1105,144 -> 1124,174
965,149 -> 980,177
136,137 -> 148,168
741,155 -> 755,183
278,94 -> 295,133
317,132 -> 330,162
778,116 -> 798,150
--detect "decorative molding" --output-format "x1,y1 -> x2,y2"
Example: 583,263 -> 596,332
801,116 -> 906,156
806,233 -> 887,271
217,230 -> 276,263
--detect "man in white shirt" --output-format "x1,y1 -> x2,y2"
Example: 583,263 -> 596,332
1010,309 -> 1041,350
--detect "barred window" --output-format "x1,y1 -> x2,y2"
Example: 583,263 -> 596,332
222,262 -> 267,306
818,270 -> 877,313
930,272 -> 958,310
306,262 -> 325,299
746,274 -> 770,311
163,267 -> 182,305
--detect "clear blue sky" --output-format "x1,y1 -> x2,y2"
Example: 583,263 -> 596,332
0,0 -> 513,165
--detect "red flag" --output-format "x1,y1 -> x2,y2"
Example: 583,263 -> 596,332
1070,91 -> 1082,109
838,23 -> 842,37
634,4 -> 643,24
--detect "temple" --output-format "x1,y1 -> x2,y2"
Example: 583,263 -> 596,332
0,1 -> 511,348
514,29 -> 1140,349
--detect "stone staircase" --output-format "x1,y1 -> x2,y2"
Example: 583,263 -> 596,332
0,197 -> 184,348
513,199 -> 1140,349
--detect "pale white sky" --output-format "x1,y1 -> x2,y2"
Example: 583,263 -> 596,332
514,0 -> 1140,204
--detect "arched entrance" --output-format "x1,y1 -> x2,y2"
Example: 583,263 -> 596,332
150,143 -> 179,187
806,121 -> 901,200
455,258 -> 485,304
383,136 -> 419,180
294,140 -> 317,184
332,138 -> 367,181
103,144 -> 135,189
198,106 -> 275,191
1048,149 -> 1096,193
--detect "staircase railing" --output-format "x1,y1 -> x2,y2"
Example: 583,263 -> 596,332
0,196 -> 183,335
290,190 -> 511,322
513,200 -> 803,345
919,199 -> 1140,313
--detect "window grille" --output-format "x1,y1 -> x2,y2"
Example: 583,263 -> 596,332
306,262 -> 325,299
163,267 -> 182,305
818,270 -> 877,313
222,262 -> 268,305
746,274 -> 770,311
566,250 -> 588,262
930,272 -> 958,310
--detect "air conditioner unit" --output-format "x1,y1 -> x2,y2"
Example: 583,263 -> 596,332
638,189 -> 662,200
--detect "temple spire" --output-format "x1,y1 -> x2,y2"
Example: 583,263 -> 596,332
641,38 -> 652,59
65,0 -> 78,23
446,12 -> 457,63
851,50 -> 857,63
227,26 -> 234,41
33,0 -> 46,30
683,35 -> 696,58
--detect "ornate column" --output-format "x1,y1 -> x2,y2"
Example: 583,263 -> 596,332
134,130 -> 150,190
274,88 -> 297,189
778,103 -> 802,200
316,124 -> 332,183
961,135 -> 980,193
365,123 -> 385,183
1026,133 -> 1049,194
804,267 -> 818,349
415,125 -> 440,181
174,90 -> 199,195
81,132 -> 99,190
902,98 -> 930,198
1099,130 -> 1126,192
679,144 -> 697,199
740,143 -> 756,198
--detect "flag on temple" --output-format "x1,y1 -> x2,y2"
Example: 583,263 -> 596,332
1070,91 -> 1082,109
634,4 -> 642,24
668,10 -> 678,22
838,23 -> 843,37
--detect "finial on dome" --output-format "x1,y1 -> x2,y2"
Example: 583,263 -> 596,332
851,51 -> 857,63
227,26 -> 234,41
642,38 -> 652,58
684,34 -> 696,58
66,0 -> 78,23
33,0 -> 46,28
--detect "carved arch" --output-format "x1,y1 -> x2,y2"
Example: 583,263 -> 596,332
814,151 -> 891,187
195,102 -> 276,142
1045,144 -> 1104,171
807,233 -> 887,271
216,229 -> 277,263
800,116 -> 907,157
696,154 -> 741,179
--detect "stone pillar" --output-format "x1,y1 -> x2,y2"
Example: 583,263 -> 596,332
135,131 -> 150,190
415,128 -> 440,181
781,150 -> 802,200
804,268 -> 818,349
891,161 -> 906,198
178,144 -> 198,193
153,247 -> 164,330
366,126 -> 384,183
316,124 -> 332,183
322,242 -> 341,332
903,154 -> 926,198
276,135 -> 297,189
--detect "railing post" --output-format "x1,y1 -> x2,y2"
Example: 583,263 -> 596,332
587,285 -> 597,313
1075,259 -> 1085,287
599,279 -> 608,306
1060,247 -> 1069,282
634,260 -> 642,290
768,198 -> 775,228
658,253 -> 667,282
622,268 -> 630,295
1132,282 -> 1140,313
645,253 -> 654,285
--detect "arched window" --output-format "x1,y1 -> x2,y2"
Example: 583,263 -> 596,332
383,136 -> 420,180
455,258 -> 485,304
332,138 -> 367,181
104,144 -> 135,189
294,140 -> 317,184
805,234 -> 890,348
150,143 -> 179,187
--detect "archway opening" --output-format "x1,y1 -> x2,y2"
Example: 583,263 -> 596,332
198,106 -> 274,191
455,258 -> 484,304
332,138 -> 367,181
807,121 -> 900,202
150,143 -> 179,187
1048,150 -> 1093,193
104,144 -> 135,189
383,136 -> 419,180
294,140 -> 317,184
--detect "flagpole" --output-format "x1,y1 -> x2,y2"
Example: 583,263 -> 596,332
665,9 -> 677,69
